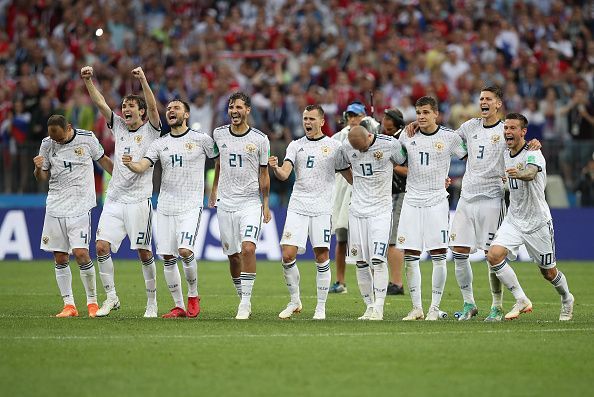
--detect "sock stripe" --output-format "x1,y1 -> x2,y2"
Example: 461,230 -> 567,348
282,260 -> 296,269
452,252 -> 469,260
55,262 -> 69,269
317,264 -> 330,273
97,254 -> 111,262
182,253 -> 195,264
551,271 -> 563,286
404,255 -> 420,261
79,261 -> 94,271
232,277 -> 241,285
164,258 -> 177,267
356,263 -> 369,269
142,257 -> 155,266
371,258 -> 385,265
492,261 -> 507,273
240,272 -> 256,281
431,254 -> 447,261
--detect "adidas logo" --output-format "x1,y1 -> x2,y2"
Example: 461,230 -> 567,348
352,153 -> 357,158
163,147 -> 169,151
473,135 -> 478,139
221,144 -> 227,148
411,141 -> 416,146
52,152 -> 57,157
298,148 -> 304,152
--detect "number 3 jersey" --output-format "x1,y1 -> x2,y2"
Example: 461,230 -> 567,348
399,126 -> 467,207
39,129 -> 105,217
504,146 -> 551,233
144,129 -> 218,215
284,135 -> 344,216
212,125 -> 270,211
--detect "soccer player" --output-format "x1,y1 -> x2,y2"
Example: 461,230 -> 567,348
397,96 -> 467,321
330,101 -> 379,294
268,104 -> 352,320
336,125 -> 406,320
381,109 -> 407,296
208,92 -> 271,320
81,65 -> 161,317
123,99 -> 218,318
486,113 -> 574,321
34,115 -> 113,317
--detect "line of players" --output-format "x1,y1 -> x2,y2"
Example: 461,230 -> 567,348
34,65 -> 574,321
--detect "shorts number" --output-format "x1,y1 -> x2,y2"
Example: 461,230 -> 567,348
136,232 -> 146,245
229,153 -> 243,167
245,225 -> 259,239
323,229 -> 330,243
486,232 -> 495,247
79,230 -> 88,244
441,230 -> 448,244
373,242 -> 387,256
180,232 -> 194,245
540,253 -> 554,267
306,155 -> 315,168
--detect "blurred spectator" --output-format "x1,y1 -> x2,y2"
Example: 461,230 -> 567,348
576,154 -> 594,207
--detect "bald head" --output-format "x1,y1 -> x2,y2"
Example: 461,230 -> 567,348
348,125 -> 372,152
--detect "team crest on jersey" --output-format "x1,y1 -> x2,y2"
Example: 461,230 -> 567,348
185,142 -> 195,151
42,236 -> 49,244
491,134 -> 501,144
245,143 -> 257,153
74,147 -> 84,156
516,163 -> 524,170
350,248 -> 358,256
449,233 -> 456,242
283,231 -> 292,239
398,236 -> 405,244
321,146 -> 331,156
434,141 -> 445,152
373,150 -> 384,160
134,135 -> 143,144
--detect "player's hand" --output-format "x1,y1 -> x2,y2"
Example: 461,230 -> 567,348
122,154 -> 133,165
131,67 -> 146,81
445,177 -> 452,188
208,191 -> 217,208
80,66 -> 94,80
527,138 -> 541,151
405,121 -> 419,138
262,205 -> 271,224
501,175 -> 507,182
506,168 -> 518,178
33,155 -> 44,169
268,156 -> 278,168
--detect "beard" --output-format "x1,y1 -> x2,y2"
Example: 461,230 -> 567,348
167,118 -> 184,128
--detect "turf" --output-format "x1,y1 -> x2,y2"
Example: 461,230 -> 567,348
0,260 -> 592,397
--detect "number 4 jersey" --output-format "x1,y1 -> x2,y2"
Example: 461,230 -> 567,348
39,129 -> 105,217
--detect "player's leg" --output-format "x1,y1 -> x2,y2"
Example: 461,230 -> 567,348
235,205 -> 263,319
486,221 -> 531,320
156,213 -> 186,318
278,211 -> 307,319
397,202 -> 424,320
176,208 -> 203,318
217,208 -> 243,296
527,221 -> 574,321
310,214 -> 332,319
425,200 -> 451,320
349,214 -> 374,319
330,228 -> 348,293
41,214 -> 76,316
367,213 -> 391,320
126,199 -> 157,317
67,212 -> 98,318
387,193 -> 404,295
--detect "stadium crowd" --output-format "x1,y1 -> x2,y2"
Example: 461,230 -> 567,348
0,0 -> 593,205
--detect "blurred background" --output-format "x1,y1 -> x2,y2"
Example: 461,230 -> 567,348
0,0 -> 592,210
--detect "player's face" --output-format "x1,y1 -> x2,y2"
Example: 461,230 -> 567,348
228,99 -> 250,127
166,101 -> 189,128
479,91 -> 502,120
48,124 -> 72,144
415,105 -> 438,130
121,99 -> 144,128
302,109 -> 324,139
381,116 -> 397,136
503,119 -> 526,150
346,112 -> 364,127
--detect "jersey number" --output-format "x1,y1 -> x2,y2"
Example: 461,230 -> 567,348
359,163 -> 373,176
170,154 -> 183,167
63,161 -> 72,172
477,145 -> 485,159
229,153 -> 243,167
306,155 -> 315,168
509,178 -> 518,189
419,152 -> 429,165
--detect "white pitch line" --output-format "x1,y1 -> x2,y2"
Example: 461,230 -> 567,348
1,327 -> 592,341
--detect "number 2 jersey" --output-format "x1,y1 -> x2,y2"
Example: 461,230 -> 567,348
284,135 -> 344,216
212,125 -> 270,211
39,129 -> 105,217
144,129 -> 218,215
504,146 -> 551,233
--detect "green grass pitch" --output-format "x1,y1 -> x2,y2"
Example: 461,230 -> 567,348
1,260 -> 593,397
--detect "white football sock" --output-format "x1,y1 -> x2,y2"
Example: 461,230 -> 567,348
371,258 -> 388,311
240,272 -> 256,306
550,269 -> 571,302
487,261 -> 503,307
232,277 -> 242,297
405,255 -> 422,309
492,260 -> 526,300
282,259 -> 300,303
453,252 -> 474,304
316,260 -> 331,306
55,262 -> 74,306
182,253 -> 199,297
430,254 -> 447,309
78,261 -> 97,305
142,257 -> 157,305
97,253 -> 116,300
164,258 -> 184,309
356,263 -> 374,307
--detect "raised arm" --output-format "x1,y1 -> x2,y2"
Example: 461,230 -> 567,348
97,155 -> 114,176
208,158 -> 220,208
132,67 -> 160,128
122,154 -> 152,174
259,165 -> 271,223
268,155 -> 293,181
32,155 -> 49,182
80,66 -> 112,120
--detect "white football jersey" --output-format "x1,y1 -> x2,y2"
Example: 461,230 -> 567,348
337,134 -> 406,217
39,129 -> 105,217
145,129 -> 218,216
399,126 -> 467,207
213,125 -> 270,211
458,118 -> 506,201
106,113 -> 161,204
504,146 -> 551,233
285,135 -> 344,216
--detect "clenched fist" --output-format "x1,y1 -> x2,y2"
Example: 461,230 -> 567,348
80,66 -> 94,79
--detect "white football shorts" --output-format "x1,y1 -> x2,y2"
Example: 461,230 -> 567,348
396,199 -> 450,252
41,211 -> 91,253
347,212 -> 391,264
280,211 -> 331,254
155,207 -> 203,256
96,198 -> 153,252
449,197 -> 506,253
217,204 -> 262,255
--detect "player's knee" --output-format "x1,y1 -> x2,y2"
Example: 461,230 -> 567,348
54,252 -> 69,264
137,249 -> 152,262
228,254 -> 241,267
486,247 -> 505,266
96,240 -> 110,256
313,248 -> 329,264
178,248 -> 193,259
540,267 -> 557,282
241,242 -> 256,257
72,248 -> 90,264
453,246 -> 471,255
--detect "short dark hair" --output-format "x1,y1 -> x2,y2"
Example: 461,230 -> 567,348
305,104 -> 324,117
482,85 -> 504,100
168,99 -> 190,113
228,92 -> 251,108
384,108 -> 405,129
47,114 -> 68,129
415,96 -> 438,112
121,94 -> 147,120
505,112 -> 528,129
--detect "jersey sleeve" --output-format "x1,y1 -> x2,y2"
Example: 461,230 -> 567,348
335,143 -> 350,170
39,139 -> 51,170
201,134 -> 218,159
390,139 -> 406,165
284,141 -> 297,166
450,133 -> 468,159
456,121 -> 468,142
88,133 -> 105,161
143,139 -> 160,165
259,136 -> 270,166
526,150 -> 545,172
107,112 -> 126,135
